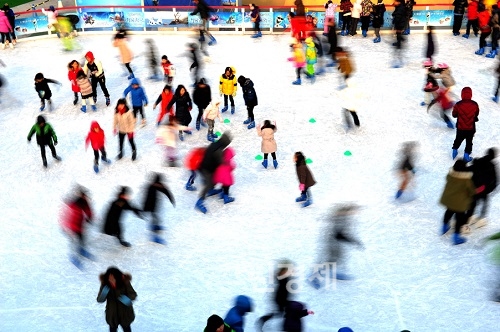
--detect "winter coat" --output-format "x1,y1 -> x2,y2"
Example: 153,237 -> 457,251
142,179 -> 175,212
440,168 -> 476,212
351,0 -> 362,19
250,6 -> 261,23
257,125 -> 277,154
76,76 -> 93,98
27,122 -> 57,146
113,38 -> 133,64
283,301 -> 309,332
467,0 -> 478,20
4,7 -> 14,31
224,295 -> 253,332
97,273 -> 137,327
113,108 -> 136,134
289,45 -> 306,68
68,68 -> 81,93
360,0 -> 373,17
340,0 -> 353,13
470,155 -> 497,195
404,0 -> 415,19
85,121 -> 106,150
35,78 -> 59,100
203,101 -> 223,121
167,92 -> 192,126
305,38 -> 317,64
452,87 -> 479,131
296,162 -> 316,189
392,2 -> 407,30
372,3 -> 386,28
155,124 -> 189,148
42,8 -> 59,26
161,61 -> 174,76
153,90 -> 174,119
432,88 -> 454,111
478,10 -> 491,33
124,79 -> 148,107
491,10 -> 500,29
193,83 -> 212,110
453,0 -> 468,15
240,78 -> 258,107
429,68 -> 455,88
338,54 -> 354,76
338,79 -> 361,110
213,147 -> 236,187
220,72 -> 238,96
191,0 -> 211,19
325,2 -> 337,18
103,197 -> 141,236
83,59 -> 104,78
61,196 -> 92,234
275,276 -> 291,310
200,132 -> 232,173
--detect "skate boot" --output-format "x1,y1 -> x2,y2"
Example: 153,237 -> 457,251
40,101 -> 46,112
208,35 -> 217,46
493,96 -> 499,103
81,105 -> 87,113
441,223 -> 451,235
223,194 -> 235,204
462,33 -> 469,39
179,131 -> 184,141
221,105 -> 228,113
93,163 -> 99,173
195,198 -> 208,214
452,233 -> 467,245
292,78 -> 302,85
273,160 -> 278,169
185,181 -> 197,191
464,153 -> 472,162
196,120 -> 201,130
73,96 -> 78,105
105,97 -> 110,106
243,118 -> 252,125
91,105 -> 97,112
231,106 -> 235,114
93,95 -> 97,103
42,157 -> 48,168
247,121 -> 255,129
475,47 -> 485,55
295,193 -> 307,202
207,133 -> 214,142
452,149 -> 458,159
132,150 -> 137,161
52,153 -> 62,161
486,49 -> 498,58
261,159 -> 268,169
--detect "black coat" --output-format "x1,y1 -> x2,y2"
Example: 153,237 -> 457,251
283,301 -> 309,332
35,78 -> 59,100
471,155 -> 497,195
240,78 -> 258,107
191,0 -> 211,19
372,3 -> 386,28
142,182 -> 175,212
392,3 -> 407,30
275,277 -> 291,311
199,132 -> 231,173
193,84 -> 212,110
453,0 -> 468,14
168,92 -> 193,126
426,30 -> 435,59
103,198 -> 141,236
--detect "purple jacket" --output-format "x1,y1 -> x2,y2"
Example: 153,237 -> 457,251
0,11 -> 12,33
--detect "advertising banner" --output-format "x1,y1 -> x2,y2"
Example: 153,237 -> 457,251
144,11 -> 190,28
428,10 -> 453,26
79,11 -> 144,29
14,15 -> 49,36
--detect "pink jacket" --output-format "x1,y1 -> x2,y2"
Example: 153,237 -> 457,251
213,147 -> 236,186
0,12 -> 12,33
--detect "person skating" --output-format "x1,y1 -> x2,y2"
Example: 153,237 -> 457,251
294,151 -> 316,208
97,267 -> 137,332
257,120 -> 278,169
113,31 -> 134,79
372,0 -> 386,43
2,4 -> 16,45
395,141 -> 417,200
452,0 -> 468,36
166,84 -> 193,141
213,147 -> 237,204
27,115 -> 61,168
463,0 -> 479,38
103,186 -> 142,247
83,51 -> 111,106
204,315 -> 236,332
0,7 -> 13,48
283,301 -> 314,332
142,173 -> 175,244
427,86 -> 455,129
487,5 -> 500,58
85,121 -> 110,173
349,0 -> 362,36
474,2 -> 491,55
237,75 -> 258,129
339,0 -> 353,36
323,1 -> 337,36
219,67 -> 237,113
155,118 -> 192,166
451,87 -> 479,162
161,55 -> 175,85
360,0 -> 373,38
152,84 -> 174,126
392,0 -> 407,67
123,77 -> 148,127
190,0 -> 216,45
113,98 -> 137,161
34,72 -> 61,112
203,98 -> 223,142
144,38 -> 160,80
288,38 -> 306,85
193,77 -> 212,130
224,295 -> 253,332
75,70 -> 96,113
249,3 -> 262,38
67,60 -> 81,106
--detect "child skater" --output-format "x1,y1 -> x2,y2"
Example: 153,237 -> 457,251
34,72 -> 61,112
238,75 -> 258,129
193,78 -> 212,130
283,301 -> 314,332
123,78 -> 148,127
213,147 -> 236,204
113,98 -> 137,161
152,84 -> 174,126
219,67 -> 237,114
324,0 -> 337,36
427,86 -> 455,129
67,60 -> 81,105
338,79 -> 361,130
60,186 -> 93,269
76,70 -> 96,113
304,36 -> 317,81
372,0 -> 386,43
145,38 -> 160,80
429,63 -> 457,98
27,115 -> 61,168
184,146 -> 206,191
155,118 -> 192,166
85,121 -> 111,174
83,51 -> 111,106
167,84 -> 193,141
294,151 -> 316,208
113,31 -> 134,79
288,39 -> 306,85
421,60 -> 439,106
203,98 -> 223,142
161,55 -> 175,85
257,120 -> 278,169
395,141 -> 417,200
336,47 -> 354,90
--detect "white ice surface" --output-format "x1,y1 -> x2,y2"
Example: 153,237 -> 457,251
0,31 -> 500,332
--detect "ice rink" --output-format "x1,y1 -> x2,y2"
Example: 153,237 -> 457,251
1,28 -> 500,331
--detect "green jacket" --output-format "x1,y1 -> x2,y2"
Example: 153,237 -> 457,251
27,123 -> 57,146
204,323 -> 235,332
439,169 -> 476,212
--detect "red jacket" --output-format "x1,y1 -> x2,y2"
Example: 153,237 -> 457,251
478,10 -> 491,32
435,88 -> 454,110
467,0 -> 478,19
68,68 -> 81,93
61,197 -> 92,234
452,87 -> 479,131
85,121 -> 105,150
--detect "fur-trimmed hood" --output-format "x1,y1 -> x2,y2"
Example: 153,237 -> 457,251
448,168 -> 473,179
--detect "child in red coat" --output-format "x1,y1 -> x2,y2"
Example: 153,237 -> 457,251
68,60 -> 81,105
213,147 -> 236,204
152,84 -> 174,126
85,121 -> 110,173
428,87 -> 455,129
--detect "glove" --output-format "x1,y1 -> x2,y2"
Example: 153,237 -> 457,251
54,141 -> 58,146
476,185 -> 486,194
118,294 -> 132,306
299,183 -> 305,192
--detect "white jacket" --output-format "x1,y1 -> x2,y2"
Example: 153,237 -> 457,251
202,101 -> 223,121
338,79 -> 361,111
83,59 -> 104,78
42,8 -> 58,26
156,124 -> 189,148
351,0 -> 362,19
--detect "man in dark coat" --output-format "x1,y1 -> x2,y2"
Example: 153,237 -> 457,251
142,173 -> 175,244
103,186 -> 142,247
452,87 -> 480,162
195,132 -> 232,214
466,148 -> 497,226
453,0 -> 469,36
190,0 -> 216,45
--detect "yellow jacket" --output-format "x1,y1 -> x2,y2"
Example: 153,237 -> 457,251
219,67 -> 237,96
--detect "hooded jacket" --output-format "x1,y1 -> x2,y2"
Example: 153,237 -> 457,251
203,100 -> 223,121
83,51 -> 105,78
224,295 -> 253,332
124,78 -> 148,107
238,77 -> 258,107
213,147 -> 236,186
257,123 -> 277,154
27,116 -> 58,146
440,168 -> 476,212
467,0 -> 479,20
96,272 -> 137,327
0,11 -> 12,33
68,66 -> 82,93
470,150 -> 497,195
220,67 -> 238,96
283,301 -> 310,332
85,121 -> 105,150
61,195 -> 92,234
296,159 -> 316,189
193,81 -> 212,109
452,87 -> 479,131
142,174 -> 175,212
200,132 -> 232,173
113,104 -> 136,134
305,37 -> 317,64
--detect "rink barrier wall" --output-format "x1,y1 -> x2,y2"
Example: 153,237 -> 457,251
12,4 -> 464,40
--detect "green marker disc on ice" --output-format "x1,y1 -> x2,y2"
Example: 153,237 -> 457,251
309,118 -> 316,123
306,158 -> 313,164
344,150 -> 352,156
224,118 -> 230,124
215,131 -> 221,137
255,155 -> 263,160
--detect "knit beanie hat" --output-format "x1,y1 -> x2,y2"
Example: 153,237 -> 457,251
205,315 -> 224,332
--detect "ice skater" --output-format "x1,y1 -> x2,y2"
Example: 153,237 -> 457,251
184,146 -> 206,191
451,87 -> 479,162
113,31 -> 134,79
83,51 -> 111,106
294,151 -> 316,208
34,72 -> 61,111
474,2 -> 491,55
113,98 -> 137,161
391,0 -> 407,68
67,60 -> 81,106
204,315 -> 235,332
288,38 -> 306,85
190,0 -> 216,45
336,47 -> 354,90
224,295 -> 254,332
283,301 -> 314,332
237,75 -> 258,129
27,115 -> 61,168
167,84 -> 193,141
75,70 -> 96,113
85,121 -> 110,173
145,38 -> 160,80
372,0 -> 386,43
155,118 -> 191,166
395,141 -> 417,200
427,86 -> 455,129
193,78 -> 212,130
152,84 -> 174,126
123,77 -> 148,127
249,3 -> 262,38
202,98 -> 223,142
257,120 -> 278,169
161,55 -> 175,85
213,147 -> 236,204
219,67 -> 237,114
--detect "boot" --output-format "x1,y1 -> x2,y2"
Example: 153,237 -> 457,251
295,193 -> 307,202
52,153 -> 62,161
462,33 -> 469,38
184,130 -> 192,135
117,151 -> 123,160
40,100 -> 45,112
452,233 -> 467,245
93,163 -> 99,173
452,149 -> 458,159
445,119 -> 454,129
273,160 -> 278,169
42,157 -> 48,168
207,188 -> 223,197
185,181 -> 196,191
395,189 -> 403,199
373,37 -> 381,43
179,131 -> 184,141
73,95 -> 78,105
243,118 -> 252,125
302,194 -> 312,207
151,234 -> 166,244
247,121 -> 255,129
262,159 -> 268,169
91,105 -> 97,112
441,223 -> 451,235
127,73 -> 135,80
486,49 -> 498,58
195,198 -> 207,214
292,78 -> 302,85
132,150 -> 137,161
101,156 -> 111,163
221,105 -> 228,113
80,105 -> 87,113
362,30 -> 367,37
493,96 -> 499,103
105,97 -> 110,106
223,194 -> 235,204
207,133 -> 214,142
340,30 -> 345,36
119,240 -> 132,247
464,153 -> 472,162
79,247 -> 94,260
196,121 -> 201,130
208,35 -> 217,46
70,255 -> 83,270
475,47 -> 485,55
231,106 -> 235,114
93,95 -> 97,103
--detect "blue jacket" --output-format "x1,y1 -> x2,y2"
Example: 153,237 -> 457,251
124,78 -> 148,107
224,295 -> 253,332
